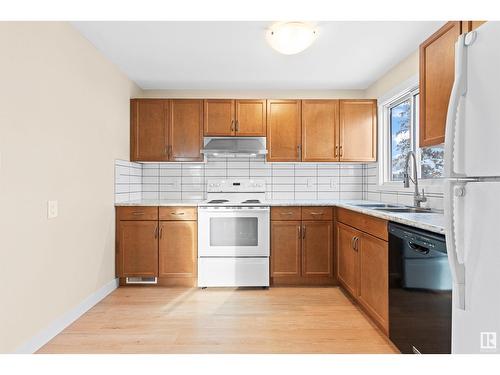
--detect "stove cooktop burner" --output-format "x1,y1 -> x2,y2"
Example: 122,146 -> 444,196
207,199 -> 229,204
241,199 -> 261,204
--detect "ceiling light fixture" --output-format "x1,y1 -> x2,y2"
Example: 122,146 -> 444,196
265,22 -> 318,55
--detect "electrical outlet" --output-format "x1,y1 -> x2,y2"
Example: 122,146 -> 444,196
47,200 -> 58,219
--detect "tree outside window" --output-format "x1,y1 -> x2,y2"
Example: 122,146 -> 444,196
388,90 -> 444,181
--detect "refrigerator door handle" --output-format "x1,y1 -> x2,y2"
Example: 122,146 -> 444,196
444,180 -> 466,310
444,33 -> 467,179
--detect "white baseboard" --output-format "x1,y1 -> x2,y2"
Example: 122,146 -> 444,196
14,278 -> 119,354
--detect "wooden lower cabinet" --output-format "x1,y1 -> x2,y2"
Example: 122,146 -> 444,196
270,207 -> 334,285
358,233 -> 389,333
270,221 -> 301,277
302,221 -> 333,277
336,222 -> 359,297
116,206 -> 197,286
117,220 -> 159,278
159,220 -> 197,279
336,209 -> 389,334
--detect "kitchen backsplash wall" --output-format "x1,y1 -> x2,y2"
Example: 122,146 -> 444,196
115,159 -> 445,209
365,163 -> 445,209
114,160 -> 143,203
114,158 -> 367,202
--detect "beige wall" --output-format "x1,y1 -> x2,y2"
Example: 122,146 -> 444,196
0,22 -> 141,353
140,89 -> 365,99
364,50 -> 419,99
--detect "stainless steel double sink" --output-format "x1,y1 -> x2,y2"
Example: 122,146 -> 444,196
352,203 -> 438,214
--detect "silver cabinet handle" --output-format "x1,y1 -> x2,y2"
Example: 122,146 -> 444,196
132,212 -> 145,216
159,225 -> 163,239
310,212 -> 324,215
281,212 -> 293,215
154,226 -> 159,239
339,145 -> 343,157
230,120 -> 235,132
335,145 -> 339,157
235,120 -> 239,132
353,237 -> 359,251
351,236 -> 356,250
297,144 -> 302,158
302,225 -> 306,239
297,226 -> 301,238
171,212 -> 185,215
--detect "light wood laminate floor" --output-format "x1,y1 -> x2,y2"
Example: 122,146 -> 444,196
38,286 -> 398,354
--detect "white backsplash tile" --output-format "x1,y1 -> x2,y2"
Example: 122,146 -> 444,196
115,158 -> 367,202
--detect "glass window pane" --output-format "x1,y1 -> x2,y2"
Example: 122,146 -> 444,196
210,217 -> 258,246
390,99 -> 411,181
414,93 -> 445,178
420,146 -> 445,178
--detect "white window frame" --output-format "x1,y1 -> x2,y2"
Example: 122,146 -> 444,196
378,80 -> 444,187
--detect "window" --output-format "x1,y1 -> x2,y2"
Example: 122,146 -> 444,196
385,87 -> 444,182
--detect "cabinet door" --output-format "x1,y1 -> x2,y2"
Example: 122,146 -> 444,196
235,99 -> 266,136
204,99 -> 235,136
358,233 -> 389,333
118,220 -> 158,277
336,222 -> 359,297
302,100 -> 339,162
419,21 -> 461,147
266,100 -> 302,162
271,221 -> 301,277
170,99 -> 203,161
130,99 -> 169,161
159,221 -> 197,278
302,221 -> 333,277
339,99 -> 377,162
462,21 -> 486,33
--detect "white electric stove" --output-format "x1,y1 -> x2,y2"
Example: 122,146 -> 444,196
197,179 -> 270,288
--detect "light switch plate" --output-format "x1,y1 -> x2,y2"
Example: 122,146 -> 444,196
47,200 -> 58,219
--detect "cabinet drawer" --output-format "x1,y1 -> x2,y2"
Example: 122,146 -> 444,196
337,208 -> 388,241
271,207 -> 302,221
117,206 -> 158,220
302,207 -> 333,221
159,206 -> 197,221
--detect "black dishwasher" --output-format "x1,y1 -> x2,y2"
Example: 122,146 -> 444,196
388,222 -> 452,354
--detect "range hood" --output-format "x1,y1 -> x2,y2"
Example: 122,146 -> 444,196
201,137 -> 268,158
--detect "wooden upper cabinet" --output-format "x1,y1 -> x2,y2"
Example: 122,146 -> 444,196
336,222 -> 359,297
339,99 -> 377,162
117,220 -> 158,278
235,100 -> 267,136
170,99 -> 203,162
266,100 -> 302,162
302,100 -> 339,162
358,232 -> 389,333
130,99 -> 169,162
159,221 -> 197,278
302,221 -> 333,277
419,21 -> 462,147
271,221 -> 302,277
204,99 -> 235,136
462,21 -> 486,33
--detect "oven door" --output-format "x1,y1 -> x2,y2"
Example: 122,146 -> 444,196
198,206 -> 270,257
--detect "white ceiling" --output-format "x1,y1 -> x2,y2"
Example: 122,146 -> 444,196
72,21 -> 444,90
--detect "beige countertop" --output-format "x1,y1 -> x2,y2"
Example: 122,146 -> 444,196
115,199 -> 445,235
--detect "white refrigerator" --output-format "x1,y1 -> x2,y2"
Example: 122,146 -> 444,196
444,21 -> 500,353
